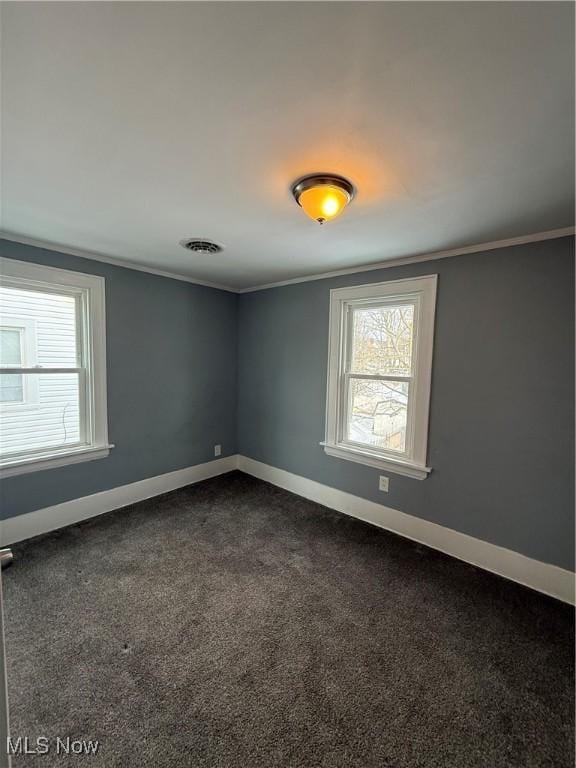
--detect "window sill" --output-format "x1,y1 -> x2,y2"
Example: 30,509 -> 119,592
321,442 -> 431,480
0,444 -> 114,479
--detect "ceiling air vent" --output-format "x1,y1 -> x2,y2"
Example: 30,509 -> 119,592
179,239 -> 223,255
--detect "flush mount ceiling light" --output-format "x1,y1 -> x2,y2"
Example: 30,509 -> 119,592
291,174 -> 355,224
179,239 -> 223,255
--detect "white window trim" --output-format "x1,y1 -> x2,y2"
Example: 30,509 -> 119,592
0,257 -> 112,478
322,274 -> 437,480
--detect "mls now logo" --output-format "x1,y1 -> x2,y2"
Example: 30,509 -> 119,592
7,736 -> 99,755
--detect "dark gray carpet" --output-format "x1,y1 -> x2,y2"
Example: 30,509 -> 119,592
3,471 -> 574,767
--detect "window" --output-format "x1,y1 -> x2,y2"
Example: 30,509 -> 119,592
0,318 -> 39,408
0,258 -> 110,477
323,275 -> 437,479
0,328 -> 24,403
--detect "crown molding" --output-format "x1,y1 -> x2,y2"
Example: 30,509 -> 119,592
238,226 -> 575,293
0,231 -> 237,293
1,226 -> 573,295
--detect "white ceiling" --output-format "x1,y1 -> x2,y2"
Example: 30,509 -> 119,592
1,2 -> 574,290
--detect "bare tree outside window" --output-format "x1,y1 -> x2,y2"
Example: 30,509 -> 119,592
347,304 -> 414,453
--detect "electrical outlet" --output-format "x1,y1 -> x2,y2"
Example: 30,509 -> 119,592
379,476 -> 389,492
214,444 -> 222,457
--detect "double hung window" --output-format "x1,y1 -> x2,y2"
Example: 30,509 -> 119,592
0,258 -> 110,477
323,275 -> 437,479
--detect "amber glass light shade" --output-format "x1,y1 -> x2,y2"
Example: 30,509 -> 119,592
292,175 -> 355,224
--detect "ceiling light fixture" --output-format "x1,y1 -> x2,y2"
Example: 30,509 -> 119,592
291,174 -> 355,224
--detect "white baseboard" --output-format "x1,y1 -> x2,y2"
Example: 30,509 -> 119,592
2,453 -> 573,605
0,454 -> 238,546
237,456 -> 575,605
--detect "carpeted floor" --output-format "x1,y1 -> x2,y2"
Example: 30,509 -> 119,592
3,471 -> 574,767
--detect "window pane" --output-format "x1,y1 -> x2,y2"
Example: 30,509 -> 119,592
346,378 -> 408,453
0,285 -> 78,367
0,373 -> 81,456
0,373 -> 23,403
0,329 -> 22,365
350,304 -> 414,376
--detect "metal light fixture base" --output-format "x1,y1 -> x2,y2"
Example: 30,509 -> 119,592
291,173 -> 355,203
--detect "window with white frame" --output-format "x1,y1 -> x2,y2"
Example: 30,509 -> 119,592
323,275 -> 437,479
0,258 -> 110,477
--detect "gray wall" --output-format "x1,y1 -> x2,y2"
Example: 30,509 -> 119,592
2,236 -> 574,572
238,236 -> 575,571
0,239 -> 238,519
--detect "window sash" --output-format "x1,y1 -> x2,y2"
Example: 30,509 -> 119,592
338,295 -> 420,461
0,286 -> 90,451
339,374 -> 414,460
0,367 -> 89,450
346,298 -> 417,379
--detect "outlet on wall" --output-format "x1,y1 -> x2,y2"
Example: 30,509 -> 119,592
214,444 -> 222,457
379,476 -> 389,493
